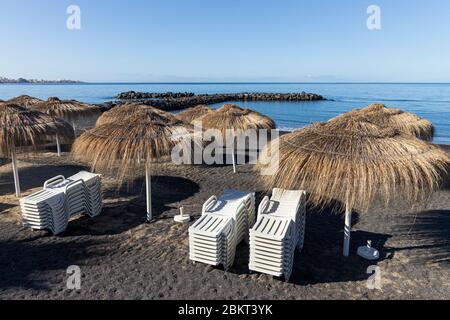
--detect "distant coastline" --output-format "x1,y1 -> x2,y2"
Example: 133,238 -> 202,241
0,77 -> 84,84
2,81 -> 450,85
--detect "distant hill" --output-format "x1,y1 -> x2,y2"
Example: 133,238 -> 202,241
0,77 -> 84,84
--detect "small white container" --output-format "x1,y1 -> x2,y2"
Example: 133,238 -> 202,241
174,207 -> 191,223
357,241 -> 380,261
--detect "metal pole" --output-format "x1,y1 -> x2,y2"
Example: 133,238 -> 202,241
231,147 -> 237,174
146,163 -> 152,222
343,204 -> 352,257
11,143 -> 21,197
56,134 -> 61,157
72,121 -> 77,137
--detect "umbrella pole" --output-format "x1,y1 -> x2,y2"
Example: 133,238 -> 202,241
145,163 -> 152,222
11,143 -> 21,197
56,134 -> 61,157
231,147 -> 237,174
72,121 -> 77,137
343,204 -> 352,257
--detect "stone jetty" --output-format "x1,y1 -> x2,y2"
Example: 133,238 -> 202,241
113,91 -> 325,111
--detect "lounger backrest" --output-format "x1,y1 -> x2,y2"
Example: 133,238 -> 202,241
205,189 -> 252,219
269,188 -> 305,219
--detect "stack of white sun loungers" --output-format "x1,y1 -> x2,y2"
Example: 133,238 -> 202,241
249,189 -> 306,281
189,189 -> 255,270
20,171 -> 102,235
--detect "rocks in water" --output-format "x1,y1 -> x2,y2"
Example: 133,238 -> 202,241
114,91 -> 325,111
116,91 -> 195,100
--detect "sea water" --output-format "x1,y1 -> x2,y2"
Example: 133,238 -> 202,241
1,82 -> 449,144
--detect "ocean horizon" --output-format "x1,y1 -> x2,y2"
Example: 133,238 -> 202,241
1,82 -> 450,144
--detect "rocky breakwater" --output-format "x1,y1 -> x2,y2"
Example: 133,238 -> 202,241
116,91 -> 196,99
115,91 -> 325,111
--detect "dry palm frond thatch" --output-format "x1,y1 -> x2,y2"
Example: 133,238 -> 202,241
30,97 -> 100,122
332,103 -> 434,141
175,105 -> 213,124
0,103 -> 75,197
72,110 -> 199,221
0,103 -> 74,156
7,95 -> 44,108
258,118 -> 449,213
199,104 -> 276,135
95,103 -> 176,127
198,104 -> 276,173
258,117 -> 449,257
73,110 -> 195,182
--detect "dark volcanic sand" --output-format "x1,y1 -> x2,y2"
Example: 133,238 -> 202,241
0,146 -> 449,300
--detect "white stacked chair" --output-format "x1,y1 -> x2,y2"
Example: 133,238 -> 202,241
20,189 -> 68,235
249,189 -> 306,281
20,171 -> 102,235
189,189 -> 255,270
45,172 -> 102,218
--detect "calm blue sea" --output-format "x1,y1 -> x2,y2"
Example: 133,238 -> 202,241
1,83 -> 450,144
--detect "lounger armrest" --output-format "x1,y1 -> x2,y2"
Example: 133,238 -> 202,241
235,200 -> 247,218
202,195 -> 217,215
64,179 -> 86,194
43,175 -> 66,189
257,196 -> 270,218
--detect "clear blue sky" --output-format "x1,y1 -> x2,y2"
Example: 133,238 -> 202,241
1,0 -> 450,82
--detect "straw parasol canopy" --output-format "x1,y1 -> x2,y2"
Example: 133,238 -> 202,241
7,95 -> 44,108
72,109 -> 199,221
0,103 -> 74,155
332,104 -> 434,141
200,104 -> 276,134
175,105 -> 213,124
257,117 -> 449,256
0,103 -> 75,196
30,97 -> 100,123
95,103 -> 176,127
199,104 -> 276,173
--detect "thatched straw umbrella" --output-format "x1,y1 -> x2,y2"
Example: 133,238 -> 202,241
30,97 -> 100,154
199,104 -> 276,173
31,97 -> 100,131
257,118 -> 449,257
72,109 -> 199,222
0,103 -> 74,196
175,105 -> 213,125
8,95 -> 43,108
95,103 -> 176,127
332,104 -> 434,141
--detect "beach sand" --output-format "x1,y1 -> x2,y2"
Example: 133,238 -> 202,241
0,146 -> 449,300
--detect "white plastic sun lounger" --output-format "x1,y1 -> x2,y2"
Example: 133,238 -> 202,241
44,172 -> 102,218
249,188 -> 306,281
20,189 -> 68,234
189,189 -> 255,270
20,171 -> 103,235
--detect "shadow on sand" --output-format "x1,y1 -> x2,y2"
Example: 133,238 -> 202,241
443,179 -> 450,190
0,164 -> 86,196
0,238 -> 109,291
229,206 -> 393,285
289,208 -> 392,285
392,209 -> 450,265
63,175 -> 199,237
0,203 -> 15,214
